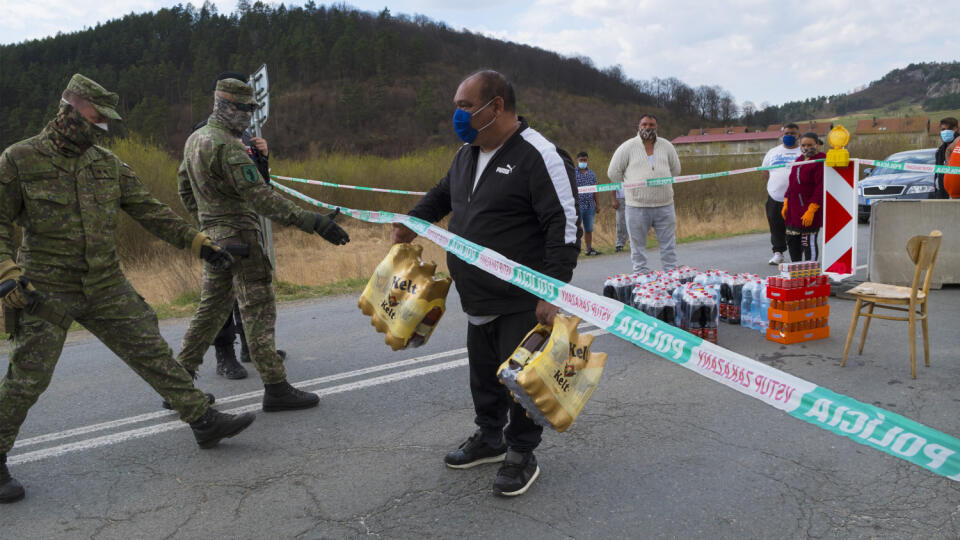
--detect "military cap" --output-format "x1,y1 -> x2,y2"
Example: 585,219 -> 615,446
215,78 -> 257,105
63,73 -> 122,120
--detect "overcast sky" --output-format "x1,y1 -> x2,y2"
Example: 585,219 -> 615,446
2,0 -> 956,107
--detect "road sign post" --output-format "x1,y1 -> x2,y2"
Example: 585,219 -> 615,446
248,64 -> 276,272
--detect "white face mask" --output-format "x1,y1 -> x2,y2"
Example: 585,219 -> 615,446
95,122 -> 109,132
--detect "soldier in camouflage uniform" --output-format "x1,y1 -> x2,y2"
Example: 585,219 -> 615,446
0,74 -> 258,504
177,78 -> 350,412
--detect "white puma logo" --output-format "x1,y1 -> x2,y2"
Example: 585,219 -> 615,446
496,164 -> 514,175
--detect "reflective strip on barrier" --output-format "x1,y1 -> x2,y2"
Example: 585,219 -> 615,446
273,180 -> 960,482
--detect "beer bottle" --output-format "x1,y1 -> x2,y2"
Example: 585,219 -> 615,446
407,306 -> 443,348
508,327 -> 551,368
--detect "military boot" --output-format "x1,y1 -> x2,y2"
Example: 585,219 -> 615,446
0,453 -> 25,503
190,408 -> 256,449
215,344 -> 247,379
262,380 -> 319,412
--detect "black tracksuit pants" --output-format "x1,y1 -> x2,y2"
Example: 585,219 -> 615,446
213,301 -> 247,350
765,196 -> 787,254
467,310 -> 543,453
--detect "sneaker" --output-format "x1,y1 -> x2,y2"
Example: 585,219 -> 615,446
444,431 -> 507,469
262,380 -> 319,412
586,248 -> 600,256
615,245 -> 623,253
492,449 -> 540,496
0,454 -> 25,504
190,408 -> 256,449
768,252 -> 784,265
162,392 -> 215,411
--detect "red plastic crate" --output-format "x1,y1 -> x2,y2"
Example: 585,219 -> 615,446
766,284 -> 831,302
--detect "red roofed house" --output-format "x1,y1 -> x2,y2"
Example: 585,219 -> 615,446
672,130 -> 783,156
855,116 -> 933,146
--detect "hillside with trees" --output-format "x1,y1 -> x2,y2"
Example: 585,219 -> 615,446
1,2 -> 741,156
740,61 -> 960,127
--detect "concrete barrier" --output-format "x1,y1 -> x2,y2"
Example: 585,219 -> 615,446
869,200 -> 959,288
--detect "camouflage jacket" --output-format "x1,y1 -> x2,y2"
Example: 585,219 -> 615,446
0,127 -> 201,293
178,117 -> 315,242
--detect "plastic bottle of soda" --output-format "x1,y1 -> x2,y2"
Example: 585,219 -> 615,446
508,327 -> 550,368
703,293 -> 719,343
662,295 -> 677,326
729,276 -> 743,325
603,276 -> 617,299
407,306 -> 443,348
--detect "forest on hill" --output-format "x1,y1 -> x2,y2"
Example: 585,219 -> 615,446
1,1 -> 747,156
741,61 -> 960,126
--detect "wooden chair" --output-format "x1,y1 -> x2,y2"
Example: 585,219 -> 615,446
842,230 -> 942,378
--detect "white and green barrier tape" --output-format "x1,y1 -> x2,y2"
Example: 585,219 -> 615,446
272,174 -> 428,196
273,180 -> 960,482
855,158 -> 960,176
274,159 -> 826,196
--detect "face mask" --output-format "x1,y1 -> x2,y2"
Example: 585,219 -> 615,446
452,98 -> 496,144
638,128 -> 657,141
942,130 -> 956,144
782,135 -> 797,147
802,147 -> 818,158
578,162 -> 588,169
95,122 -> 109,132
50,100 -> 105,152
213,95 -> 255,136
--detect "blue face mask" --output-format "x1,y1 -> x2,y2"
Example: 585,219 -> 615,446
782,134 -> 797,147
942,130 -> 956,144
578,162 -> 588,169
452,98 -> 496,144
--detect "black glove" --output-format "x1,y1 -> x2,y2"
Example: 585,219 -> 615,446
314,209 -> 350,246
0,276 -> 35,310
201,242 -> 235,272
192,232 -> 235,272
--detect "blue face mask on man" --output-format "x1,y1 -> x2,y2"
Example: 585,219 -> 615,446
452,98 -> 497,144
578,161 -> 588,169
942,129 -> 957,144
782,134 -> 797,147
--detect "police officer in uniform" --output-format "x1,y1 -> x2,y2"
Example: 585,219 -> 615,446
0,74 -> 256,504
176,78 -> 349,412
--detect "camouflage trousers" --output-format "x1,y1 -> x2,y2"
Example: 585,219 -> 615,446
0,280 -> 210,454
178,239 -> 285,384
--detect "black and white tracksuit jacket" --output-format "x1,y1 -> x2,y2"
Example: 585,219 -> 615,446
408,119 -> 581,316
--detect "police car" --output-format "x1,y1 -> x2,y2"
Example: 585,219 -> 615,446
857,148 -> 938,223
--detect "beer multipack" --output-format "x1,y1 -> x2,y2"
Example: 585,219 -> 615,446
358,243 -> 452,351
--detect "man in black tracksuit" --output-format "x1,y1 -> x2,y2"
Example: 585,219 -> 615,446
393,70 -> 580,497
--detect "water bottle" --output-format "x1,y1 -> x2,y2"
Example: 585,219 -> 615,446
741,281 -> 754,330
759,283 -> 770,332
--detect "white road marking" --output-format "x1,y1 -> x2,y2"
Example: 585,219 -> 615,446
15,346 -> 468,449
9,328 -> 606,465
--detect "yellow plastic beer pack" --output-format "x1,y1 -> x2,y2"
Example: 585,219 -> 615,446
358,243 -> 452,350
497,314 -> 607,432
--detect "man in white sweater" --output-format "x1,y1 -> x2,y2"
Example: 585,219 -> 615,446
607,114 -> 682,273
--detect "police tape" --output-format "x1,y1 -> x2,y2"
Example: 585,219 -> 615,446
272,175 -> 427,196
273,159 -> 825,196
578,159 -> 826,193
854,158 -> 960,176
273,180 -> 960,482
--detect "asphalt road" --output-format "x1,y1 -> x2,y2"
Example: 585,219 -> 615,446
2,225 -> 960,539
